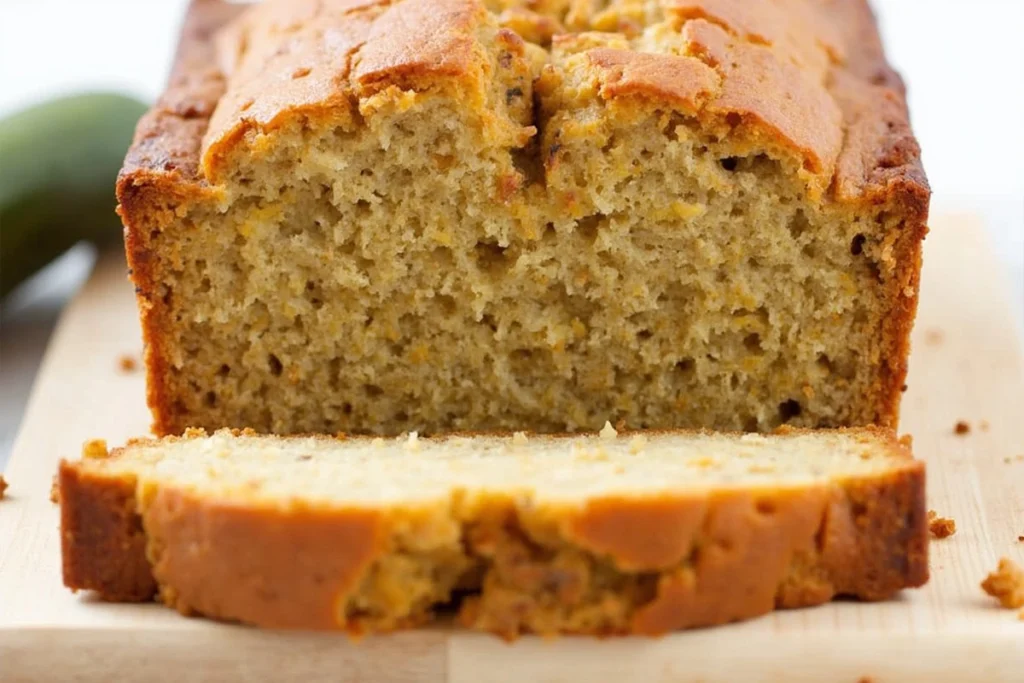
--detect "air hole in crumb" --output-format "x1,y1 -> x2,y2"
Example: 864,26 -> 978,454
743,333 -> 762,353
268,355 -> 283,376
675,358 -> 695,376
725,112 -> 742,127
364,384 -> 384,398
787,209 -> 809,240
850,234 -> 866,255
742,416 -> 759,432
481,314 -> 498,333
217,364 -> 230,378
720,157 -> 739,172
474,241 -> 508,271
756,500 -> 776,515
576,215 -> 602,242
851,501 -> 868,518
204,391 -> 217,408
342,402 -> 353,416
778,399 -> 802,422
637,329 -> 653,341
395,411 -> 409,422
816,354 -> 834,373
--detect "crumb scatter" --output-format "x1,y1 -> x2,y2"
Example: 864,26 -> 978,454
118,354 -> 139,373
981,557 -> 1024,609
953,421 -> 970,435
926,510 -> 956,539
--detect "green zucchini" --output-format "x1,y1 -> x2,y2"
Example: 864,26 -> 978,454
0,93 -> 148,297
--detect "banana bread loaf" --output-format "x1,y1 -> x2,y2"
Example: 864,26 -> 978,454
60,426 -> 927,636
118,0 -> 929,436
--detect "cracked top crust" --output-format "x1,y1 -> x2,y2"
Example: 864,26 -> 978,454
122,0 -> 927,206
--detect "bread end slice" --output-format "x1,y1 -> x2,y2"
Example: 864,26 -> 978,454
59,427 -> 927,636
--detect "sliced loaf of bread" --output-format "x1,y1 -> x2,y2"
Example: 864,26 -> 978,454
60,427 -> 927,637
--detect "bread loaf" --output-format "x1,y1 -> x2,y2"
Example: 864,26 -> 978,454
118,0 -> 928,437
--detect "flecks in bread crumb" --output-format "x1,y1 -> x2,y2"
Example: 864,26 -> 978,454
599,421 -> 618,440
927,510 -> 956,539
981,557 -> 1024,610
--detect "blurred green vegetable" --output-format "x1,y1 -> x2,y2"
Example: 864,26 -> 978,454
0,92 -> 148,298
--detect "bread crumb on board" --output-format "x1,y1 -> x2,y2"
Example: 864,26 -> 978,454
927,510 -> 956,539
981,558 -> 1024,617
0,474 -> 8,500
117,354 -> 139,373
979,419 -> 990,432
50,475 -> 60,504
953,421 -> 970,435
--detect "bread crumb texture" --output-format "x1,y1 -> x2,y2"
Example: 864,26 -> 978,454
117,0 -> 929,438
981,558 -> 1024,611
926,510 -> 956,539
59,427 -> 928,636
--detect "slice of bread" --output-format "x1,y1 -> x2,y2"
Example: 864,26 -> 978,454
60,427 -> 927,637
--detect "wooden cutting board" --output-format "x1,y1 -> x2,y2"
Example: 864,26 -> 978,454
1,215 -> 1022,682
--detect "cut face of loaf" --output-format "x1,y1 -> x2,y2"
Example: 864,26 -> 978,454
60,427 -> 928,637
118,0 -> 929,436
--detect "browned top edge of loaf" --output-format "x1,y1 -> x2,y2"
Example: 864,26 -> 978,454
59,426 -> 928,632
117,0 -> 929,206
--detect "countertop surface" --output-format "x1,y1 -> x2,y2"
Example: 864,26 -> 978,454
1,0 -> 1022,468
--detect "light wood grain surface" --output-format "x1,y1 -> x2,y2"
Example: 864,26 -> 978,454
1,215 -> 1022,682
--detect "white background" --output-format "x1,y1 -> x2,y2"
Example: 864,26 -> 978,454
1,0 -> 1023,466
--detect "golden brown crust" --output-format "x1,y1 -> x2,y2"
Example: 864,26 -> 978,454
59,461 -> 157,602
60,427 -> 927,635
632,488 -> 827,633
586,49 -> 719,114
144,489 -> 385,629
